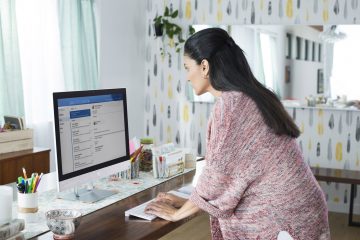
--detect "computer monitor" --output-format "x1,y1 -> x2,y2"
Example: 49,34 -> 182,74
53,88 -> 130,202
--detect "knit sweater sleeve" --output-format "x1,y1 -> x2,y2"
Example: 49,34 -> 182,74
189,92 -> 265,219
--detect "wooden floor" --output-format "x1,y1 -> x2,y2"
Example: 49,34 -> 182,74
160,212 -> 360,240
160,213 -> 210,240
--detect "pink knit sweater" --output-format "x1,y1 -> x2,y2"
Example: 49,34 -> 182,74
189,91 -> 330,240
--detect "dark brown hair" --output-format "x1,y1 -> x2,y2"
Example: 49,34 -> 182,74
184,28 -> 300,138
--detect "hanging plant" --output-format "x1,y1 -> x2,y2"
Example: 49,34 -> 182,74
153,6 -> 195,56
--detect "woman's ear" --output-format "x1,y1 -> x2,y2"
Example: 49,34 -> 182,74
200,59 -> 209,78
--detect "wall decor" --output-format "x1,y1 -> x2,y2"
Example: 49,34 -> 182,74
285,65 -> 291,83
317,68 -> 324,93
286,33 -> 292,59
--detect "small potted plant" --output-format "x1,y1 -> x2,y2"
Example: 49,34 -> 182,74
153,6 -> 195,55
153,18 -> 164,36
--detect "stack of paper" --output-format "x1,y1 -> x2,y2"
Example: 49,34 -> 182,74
0,219 -> 25,240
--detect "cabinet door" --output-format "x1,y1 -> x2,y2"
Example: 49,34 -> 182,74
32,151 -> 50,174
0,163 -> 2,183
1,155 -> 33,184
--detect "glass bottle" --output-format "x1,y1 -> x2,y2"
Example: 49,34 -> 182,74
139,138 -> 154,172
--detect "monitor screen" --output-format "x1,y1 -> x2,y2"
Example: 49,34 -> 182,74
53,89 -> 130,184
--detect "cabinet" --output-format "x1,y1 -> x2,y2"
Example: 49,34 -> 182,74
0,147 -> 50,184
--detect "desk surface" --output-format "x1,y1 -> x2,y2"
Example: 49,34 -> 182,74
310,166 -> 360,184
0,147 -> 50,161
30,170 -> 196,240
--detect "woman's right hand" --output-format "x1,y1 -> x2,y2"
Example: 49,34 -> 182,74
156,192 -> 187,208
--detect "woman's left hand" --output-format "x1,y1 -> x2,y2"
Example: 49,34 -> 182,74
145,201 -> 178,222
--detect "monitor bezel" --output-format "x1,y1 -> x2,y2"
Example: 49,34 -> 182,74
53,88 -> 130,182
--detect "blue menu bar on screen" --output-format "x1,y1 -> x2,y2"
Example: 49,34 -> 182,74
58,94 -> 123,107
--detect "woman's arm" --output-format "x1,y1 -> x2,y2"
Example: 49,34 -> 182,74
173,200 -> 201,220
145,199 -> 200,222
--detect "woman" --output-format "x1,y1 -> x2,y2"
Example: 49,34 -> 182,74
145,28 -> 330,240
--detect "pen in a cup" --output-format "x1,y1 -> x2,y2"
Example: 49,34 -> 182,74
22,167 -> 28,179
17,170 -> 44,194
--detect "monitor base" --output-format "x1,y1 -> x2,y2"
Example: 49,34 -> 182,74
58,188 -> 116,203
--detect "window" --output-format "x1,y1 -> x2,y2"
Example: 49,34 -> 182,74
259,32 -> 278,94
296,36 -> 302,60
286,33 -> 292,59
304,39 -> 309,61
312,42 -> 316,61
330,26 -> 360,99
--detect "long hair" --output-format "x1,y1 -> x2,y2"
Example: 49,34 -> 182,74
184,28 -> 300,138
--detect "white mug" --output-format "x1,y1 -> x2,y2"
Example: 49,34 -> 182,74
0,186 -> 13,224
18,192 -> 38,213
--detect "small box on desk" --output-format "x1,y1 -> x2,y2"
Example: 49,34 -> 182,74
152,143 -> 185,178
0,129 -> 33,154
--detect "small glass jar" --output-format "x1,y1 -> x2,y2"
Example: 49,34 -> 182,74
139,138 -> 154,172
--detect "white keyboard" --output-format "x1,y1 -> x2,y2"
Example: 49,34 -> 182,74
125,198 -> 157,221
125,190 -> 191,221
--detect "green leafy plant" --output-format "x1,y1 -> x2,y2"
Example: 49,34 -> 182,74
153,6 -> 195,55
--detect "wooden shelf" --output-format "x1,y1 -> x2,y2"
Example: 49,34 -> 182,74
0,147 -> 50,184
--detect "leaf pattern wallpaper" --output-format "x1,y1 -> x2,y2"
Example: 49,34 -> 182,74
286,107 -> 360,212
145,0 -> 360,214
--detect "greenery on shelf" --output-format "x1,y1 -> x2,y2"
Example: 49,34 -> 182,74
153,6 -> 195,56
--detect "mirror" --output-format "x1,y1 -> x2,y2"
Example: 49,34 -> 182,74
187,25 -> 360,105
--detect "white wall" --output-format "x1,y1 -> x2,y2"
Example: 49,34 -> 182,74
287,59 -> 323,100
231,26 -> 255,68
285,26 -> 324,101
97,0 -> 146,139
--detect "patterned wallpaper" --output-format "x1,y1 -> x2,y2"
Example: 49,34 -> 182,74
144,0 -> 360,213
286,107 -> 360,170
286,107 -> 360,212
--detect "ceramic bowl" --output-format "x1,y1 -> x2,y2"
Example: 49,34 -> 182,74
45,209 -> 82,240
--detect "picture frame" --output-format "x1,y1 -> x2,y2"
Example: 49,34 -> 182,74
317,69 -> 324,94
286,33 -> 292,59
3,116 -> 24,130
285,65 -> 291,83
296,36 -> 302,60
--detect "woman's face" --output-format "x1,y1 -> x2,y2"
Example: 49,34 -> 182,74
183,55 -> 210,96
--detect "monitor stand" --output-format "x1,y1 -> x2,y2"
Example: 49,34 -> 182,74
58,185 -> 116,203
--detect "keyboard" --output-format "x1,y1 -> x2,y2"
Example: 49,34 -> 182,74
125,190 -> 191,221
125,198 -> 157,220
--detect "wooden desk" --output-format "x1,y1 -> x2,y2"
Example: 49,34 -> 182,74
0,147 -> 50,184
310,166 -> 360,227
31,170 -> 196,240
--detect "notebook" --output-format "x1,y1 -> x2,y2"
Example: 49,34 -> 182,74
125,189 -> 191,221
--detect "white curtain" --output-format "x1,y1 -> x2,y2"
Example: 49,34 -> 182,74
323,42 -> 334,98
254,32 -> 265,85
58,0 -> 99,91
257,31 -> 281,98
0,0 -> 24,120
16,0 -> 65,171
269,35 -> 281,98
